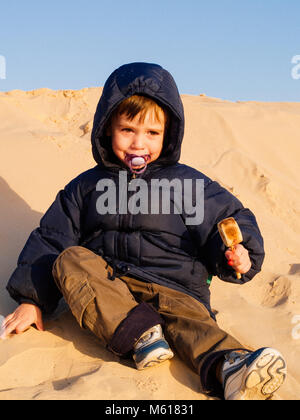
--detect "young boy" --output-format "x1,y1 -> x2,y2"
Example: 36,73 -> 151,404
2,62 -> 286,400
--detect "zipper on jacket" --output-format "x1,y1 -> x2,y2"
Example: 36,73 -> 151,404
118,170 -> 137,229
127,170 -> 147,230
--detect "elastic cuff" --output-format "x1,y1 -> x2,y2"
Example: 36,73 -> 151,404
109,302 -> 163,356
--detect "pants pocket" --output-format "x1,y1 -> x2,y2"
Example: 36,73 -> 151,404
60,271 -> 96,328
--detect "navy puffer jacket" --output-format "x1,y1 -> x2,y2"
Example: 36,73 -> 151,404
7,63 -> 265,317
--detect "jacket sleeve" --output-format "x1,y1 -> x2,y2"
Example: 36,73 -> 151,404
6,179 -> 82,314
188,180 -> 265,284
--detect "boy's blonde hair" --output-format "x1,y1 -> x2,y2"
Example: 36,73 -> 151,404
110,95 -> 169,128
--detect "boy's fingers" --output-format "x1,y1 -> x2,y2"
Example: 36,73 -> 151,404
235,260 -> 252,274
1,320 -> 17,338
2,313 -> 14,328
35,319 -> 44,332
2,319 -> 33,337
2,316 -> 16,330
233,244 -> 244,256
15,323 -> 31,334
0,305 -> 44,338
225,250 -> 233,260
225,251 -> 238,267
225,246 -> 250,268
225,255 -> 251,273
1,316 -> 33,338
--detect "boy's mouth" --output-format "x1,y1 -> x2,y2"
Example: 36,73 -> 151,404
125,154 -> 150,174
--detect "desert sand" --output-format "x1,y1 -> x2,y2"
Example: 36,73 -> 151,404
0,87 -> 299,400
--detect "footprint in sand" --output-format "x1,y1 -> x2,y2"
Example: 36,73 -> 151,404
261,276 -> 291,308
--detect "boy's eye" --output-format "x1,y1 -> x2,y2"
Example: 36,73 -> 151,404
148,131 -> 159,136
122,128 -> 133,133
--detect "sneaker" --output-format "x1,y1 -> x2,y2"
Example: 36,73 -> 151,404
222,347 -> 287,400
133,324 -> 174,370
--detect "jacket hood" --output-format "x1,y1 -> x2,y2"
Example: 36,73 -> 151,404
91,62 -> 185,171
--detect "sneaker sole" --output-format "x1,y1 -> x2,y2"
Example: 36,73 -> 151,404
240,348 -> 287,400
134,347 -> 174,370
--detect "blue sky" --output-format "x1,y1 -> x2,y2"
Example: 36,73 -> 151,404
0,0 -> 299,101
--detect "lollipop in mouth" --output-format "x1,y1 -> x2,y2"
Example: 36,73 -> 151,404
125,154 -> 150,174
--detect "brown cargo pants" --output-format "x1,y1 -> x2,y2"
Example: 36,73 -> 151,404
52,246 -> 246,396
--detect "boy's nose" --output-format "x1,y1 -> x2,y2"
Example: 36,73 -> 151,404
131,133 -> 145,149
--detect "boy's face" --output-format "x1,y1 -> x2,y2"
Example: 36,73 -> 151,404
109,109 -> 165,171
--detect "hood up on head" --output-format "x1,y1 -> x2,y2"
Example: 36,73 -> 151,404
91,62 -> 185,172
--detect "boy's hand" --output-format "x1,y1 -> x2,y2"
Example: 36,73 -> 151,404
0,303 -> 44,339
225,244 -> 251,274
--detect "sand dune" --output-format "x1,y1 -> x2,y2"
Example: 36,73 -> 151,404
0,88 -> 299,400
